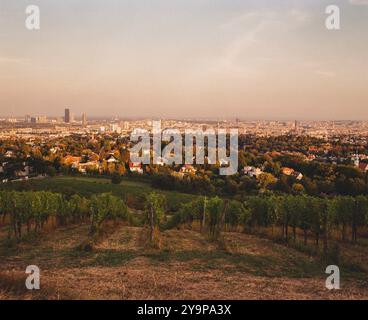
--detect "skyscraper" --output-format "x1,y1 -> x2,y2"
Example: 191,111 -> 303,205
82,113 -> 87,126
65,108 -> 70,123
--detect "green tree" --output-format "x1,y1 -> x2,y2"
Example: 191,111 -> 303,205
206,197 -> 225,240
225,200 -> 246,231
144,192 -> 166,242
352,196 -> 368,243
90,193 -> 128,236
257,173 -> 277,192
333,197 -> 354,241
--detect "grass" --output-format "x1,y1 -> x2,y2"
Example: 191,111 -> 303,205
0,176 -> 197,212
55,246 -> 322,278
1,223 -> 368,299
0,221 -> 323,278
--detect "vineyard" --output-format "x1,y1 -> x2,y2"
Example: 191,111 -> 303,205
169,195 -> 368,258
1,177 -> 368,299
0,191 -> 128,240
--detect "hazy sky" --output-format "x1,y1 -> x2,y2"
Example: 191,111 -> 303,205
0,0 -> 367,119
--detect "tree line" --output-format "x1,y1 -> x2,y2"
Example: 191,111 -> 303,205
0,191 -> 129,240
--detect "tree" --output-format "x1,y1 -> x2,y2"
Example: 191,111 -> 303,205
144,192 -> 166,242
245,196 -> 270,231
286,196 -> 301,243
332,197 -> 354,241
12,192 -> 25,239
309,197 -> 327,247
0,191 -> 12,226
69,194 -> 89,222
257,173 -> 277,192
225,200 -> 246,231
206,197 -> 225,240
278,197 -> 290,241
352,196 -> 368,243
299,196 -> 312,245
292,183 -> 305,195
90,193 -> 128,237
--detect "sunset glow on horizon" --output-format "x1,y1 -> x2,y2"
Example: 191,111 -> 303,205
0,0 -> 367,120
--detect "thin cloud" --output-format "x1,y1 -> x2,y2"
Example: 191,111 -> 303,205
314,70 -> 336,78
212,9 -> 312,73
0,57 -> 31,66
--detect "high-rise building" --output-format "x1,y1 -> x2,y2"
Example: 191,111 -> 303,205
25,114 -> 31,123
121,121 -> 129,130
123,121 -> 129,130
65,108 -> 70,123
37,116 -> 47,123
30,116 -> 47,124
82,113 -> 87,126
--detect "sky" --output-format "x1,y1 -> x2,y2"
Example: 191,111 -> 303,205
0,0 -> 367,120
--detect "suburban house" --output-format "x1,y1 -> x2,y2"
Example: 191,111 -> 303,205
243,166 -> 263,178
293,171 -> 304,181
4,150 -> 14,158
77,161 -> 100,174
179,164 -> 197,175
106,155 -> 118,163
62,155 -> 82,168
281,167 -> 303,180
129,162 -> 143,174
281,167 -> 294,176
49,147 -> 61,154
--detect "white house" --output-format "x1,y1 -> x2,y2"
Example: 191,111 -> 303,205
106,155 -> 118,163
243,166 -> 263,178
5,150 -> 14,158
293,172 -> 304,181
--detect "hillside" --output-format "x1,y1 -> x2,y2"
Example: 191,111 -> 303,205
1,223 -> 367,300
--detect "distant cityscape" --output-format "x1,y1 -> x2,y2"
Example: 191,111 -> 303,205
2,108 -> 368,140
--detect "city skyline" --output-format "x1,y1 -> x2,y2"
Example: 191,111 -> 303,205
0,0 -> 368,120
5,111 -> 368,122
5,108 -> 368,129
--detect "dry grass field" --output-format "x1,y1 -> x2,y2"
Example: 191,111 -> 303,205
1,222 -> 367,300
